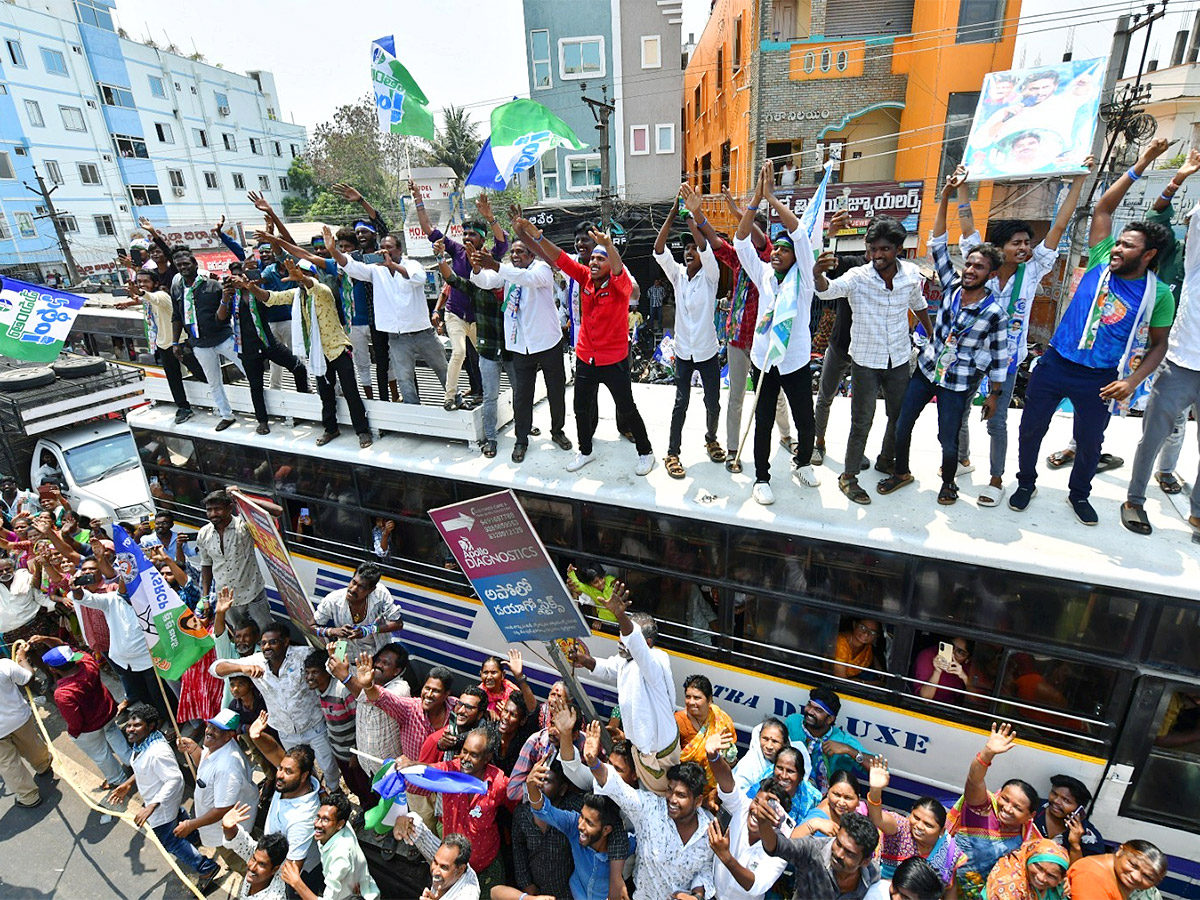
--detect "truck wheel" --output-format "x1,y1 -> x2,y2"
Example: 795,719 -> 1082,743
0,366 -> 56,390
51,356 -> 107,378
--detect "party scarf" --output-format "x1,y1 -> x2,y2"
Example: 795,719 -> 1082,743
182,280 -> 200,339
230,292 -> 269,354
503,282 -> 522,347
1077,269 -> 1157,416
290,286 -> 326,378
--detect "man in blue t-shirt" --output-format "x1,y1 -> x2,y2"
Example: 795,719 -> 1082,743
1012,138 -> 1176,525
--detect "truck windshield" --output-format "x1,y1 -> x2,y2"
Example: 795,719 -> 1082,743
63,433 -> 140,485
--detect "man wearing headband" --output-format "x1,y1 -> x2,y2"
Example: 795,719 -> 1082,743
783,686 -> 878,792
248,192 -> 300,391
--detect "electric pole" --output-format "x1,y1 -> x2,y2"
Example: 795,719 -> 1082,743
581,83 -> 615,230
25,165 -> 81,285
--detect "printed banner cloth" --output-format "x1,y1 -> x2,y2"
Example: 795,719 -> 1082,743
232,491 -> 316,633
0,275 -> 87,362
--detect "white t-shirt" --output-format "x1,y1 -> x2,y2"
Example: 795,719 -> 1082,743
0,659 -> 33,738
714,784 -> 788,899
194,738 -> 259,847
0,570 -> 51,634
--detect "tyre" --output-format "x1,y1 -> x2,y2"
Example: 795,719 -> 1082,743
0,366 -> 56,390
51,355 -> 107,378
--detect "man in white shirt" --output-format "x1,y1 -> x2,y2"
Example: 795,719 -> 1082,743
0,555 -> 56,648
173,709 -> 259,851
470,241 -> 572,463
571,585 -> 680,796
815,213 -> 933,494
108,702 -> 221,889
0,647 -> 52,808
313,561 -> 404,659
198,489 -> 277,633
333,233 -> 447,405
394,814 -> 481,900
655,187 -> 726,479
212,621 -> 336,780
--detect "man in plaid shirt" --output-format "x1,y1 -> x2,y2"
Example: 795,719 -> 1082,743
873,173 -> 1009,505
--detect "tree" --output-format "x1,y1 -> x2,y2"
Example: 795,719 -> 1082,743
427,106 -> 482,191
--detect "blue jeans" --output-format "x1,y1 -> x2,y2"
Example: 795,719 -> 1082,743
1017,347 -> 1115,501
74,718 -> 129,785
387,328 -> 448,404
957,367 -> 1019,478
894,369 -> 971,485
479,356 -> 517,441
154,813 -> 219,875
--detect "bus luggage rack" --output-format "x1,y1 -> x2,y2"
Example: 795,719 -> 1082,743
0,358 -> 145,436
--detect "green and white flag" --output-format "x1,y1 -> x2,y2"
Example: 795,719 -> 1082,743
371,36 -> 435,140
466,99 -> 587,189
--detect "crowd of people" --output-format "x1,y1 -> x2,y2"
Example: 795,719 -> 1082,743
0,486 -> 1175,899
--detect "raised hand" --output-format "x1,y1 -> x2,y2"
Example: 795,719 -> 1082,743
1143,137 -> 1170,161
760,160 -> 776,198
248,709 -> 270,742
222,801 -> 252,832
410,182 -> 425,204
750,791 -> 781,828
216,586 -> 234,616
597,582 -> 630,618
707,819 -> 731,856
1179,148 -> 1200,179
828,209 -> 851,235
432,239 -> 445,256
704,728 -> 733,759
814,250 -> 839,276
868,756 -> 890,792
581,719 -> 602,767
330,182 -> 362,203
943,165 -> 968,197
355,651 -> 375,689
252,229 -> 279,246
475,193 -> 493,220
138,216 -> 157,233
984,721 -> 1017,757
392,814 -> 416,843
212,214 -> 226,236
552,704 -> 577,738
527,756 -> 551,792
589,229 -> 616,253
247,191 -> 272,213
506,648 -> 524,679
680,183 -> 704,216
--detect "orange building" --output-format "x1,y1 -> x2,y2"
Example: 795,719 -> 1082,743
683,0 -> 1021,252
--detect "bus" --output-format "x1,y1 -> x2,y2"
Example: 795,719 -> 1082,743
126,391 -> 1200,897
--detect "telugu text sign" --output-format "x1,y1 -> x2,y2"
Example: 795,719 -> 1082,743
430,490 -> 588,643
232,491 -> 316,633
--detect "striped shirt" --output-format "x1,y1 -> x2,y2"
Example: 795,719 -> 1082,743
318,677 -> 357,762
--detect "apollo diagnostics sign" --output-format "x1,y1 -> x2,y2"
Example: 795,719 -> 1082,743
430,490 -> 589,643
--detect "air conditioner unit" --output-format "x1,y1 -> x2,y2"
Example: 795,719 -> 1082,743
171,187 -> 185,197
218,106 -> 230,116
102,154 -> 113,162
119,204 -> 128,212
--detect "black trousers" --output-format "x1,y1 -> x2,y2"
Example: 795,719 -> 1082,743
317,351 -> 371,435
751,365 -> 815,482
512,340 -> 567,445
156,346 -> 205,409
574,357 -> 651,456
371,324 -> 391,398
242,342 -> 309,423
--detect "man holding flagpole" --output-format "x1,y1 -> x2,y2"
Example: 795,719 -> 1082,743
733,161 -> 821,506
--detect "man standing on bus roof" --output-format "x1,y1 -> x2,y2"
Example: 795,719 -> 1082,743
784,686 -> 878,793
570,584 -> 681,796
1012,136 -> 1176,525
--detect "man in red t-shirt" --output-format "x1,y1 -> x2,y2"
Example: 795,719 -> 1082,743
515,219 -> 656,475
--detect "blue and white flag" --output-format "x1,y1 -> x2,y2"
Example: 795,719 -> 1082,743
0,275 -> 86,362
466,99 -> 587,189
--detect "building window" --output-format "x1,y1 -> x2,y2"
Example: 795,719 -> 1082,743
193,128 -> 209,148
113,134 -> 149,158
642,35 -> 661,69
836,50 -> 850,71
273,141 -> 282,157
45,160 -> 63,184
701,152 -> 712,194
204,171 -> 218,189
41,48 -> 68,76
0,214 -> 9,240
250,138 -> 262,155
0,152 -> 15,180
803,51 -> 816,73
540,151 -> 558,200
940,92 -> 980,185
75,0 -> 115,31
15,212 -> 35,238
530,30 -> 552,89
721,140 -> 732,185
98,83 -> 136,108
214,91 -> 230,112
630,125 -> 650,156
958,0 -> 1004,43
566,154 -> 602,191
693,82 -> 702,121
60,106 -> 87,131
820,47 -> 832,72
279,176 -> 290,191
6,39 -> 26,68
732,15 -> 743,73
655,123 -> 675,155
717,45 -> 725,93
24,100 -> 44,127
155,122 -> 174,143
258,175 -> 270,191
57,214 -> 79,232
148,75 -> 166,99
232,172 -> 245,190
223,133 -> 237,152
290,144 -> 299,158
77,163 -> 101,185
167,169 -> 185,189
94,214 -> 116,236
559,36 -> 604,79
129,185 -> 163,206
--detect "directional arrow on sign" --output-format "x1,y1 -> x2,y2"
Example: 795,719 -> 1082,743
442,513 -> 475,532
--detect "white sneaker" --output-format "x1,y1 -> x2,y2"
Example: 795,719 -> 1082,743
752,481 -> 775,505
794,464 -> 821,487
635,454 -> 655,476
566,452 -> 594,472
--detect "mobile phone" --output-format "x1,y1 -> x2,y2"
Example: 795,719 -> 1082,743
333,640 -> 348,662
178,533 -> 195,543
1064,805 -> 1084,824
311,236 -> 326,249
676,195 -> 691,220
543,746 -> 558,769
937,642 -> 955,665
75,572 -> 98,587
768,797 -> 796,833
38,485 -> 56,502
300,507 -> 310,519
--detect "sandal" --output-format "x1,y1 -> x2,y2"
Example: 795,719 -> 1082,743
839,474 -> 871,505
1121,502 -> 1152,535
1096,452 -> 1124,473
358,433 -> 374,448
1046,448 -> 1075,468
876,473 -> 914,495
705,441 -> 727,463
665,455 -> 686,479
978,483 -> 1006,507
937,483 -> 959,505
725,458 -> 743,474
1155,472 -> 1183,494
316,432 -> 339,446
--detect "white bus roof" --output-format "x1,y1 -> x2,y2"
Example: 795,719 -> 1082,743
129,382 -> 1200,602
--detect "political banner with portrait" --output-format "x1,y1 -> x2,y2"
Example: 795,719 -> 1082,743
231,489 -> 317,634
962,58 -> 1105,182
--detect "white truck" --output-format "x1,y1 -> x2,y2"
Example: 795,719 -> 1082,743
0,355 -> 155,524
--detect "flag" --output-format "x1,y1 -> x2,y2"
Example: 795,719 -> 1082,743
0,275 -> 86,362
111,524 -> 214,680
763,161 -> 832,370
371,36 -> 435,141
466,99 -> 587,189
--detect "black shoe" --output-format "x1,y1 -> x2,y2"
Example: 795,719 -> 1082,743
443,395 -> 462,411
512,443 -> 527,463
1008,484 -> 1037,511
860,458 -> 871,472
481,440 -> 497,458
174,407 -> 194,424
255,422 -> 270,435
197,869 -> 221,895
214,418 -> 235,432
550,431 -> 573,451
1067,496 -> 1098,525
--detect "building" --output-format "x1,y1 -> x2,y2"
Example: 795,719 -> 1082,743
0,0 -> 306,283
520,0 -> 683,206
683,0 -> 1021,251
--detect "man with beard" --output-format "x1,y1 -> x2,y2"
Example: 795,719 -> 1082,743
280,791 -> 380,900
313,565 -> 404,660
198,489 -> 277,633
783,686 -> 877,793
349,654 -> 455,772
393,817 -> 479,900
170,247 -> 245,431
139,510 -> 198,571
1012,137 -> 1176,524
173,709 -> 258,852
326,643 -> 418,779
417,684 -> 489,766
755,801 -> 880,900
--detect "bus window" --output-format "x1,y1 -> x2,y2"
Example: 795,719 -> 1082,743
809,545 -> 906,613
269,451 -> 358,507
832,615 -> 890,682
514,492 -> 575,550
195,439 -> 271,489
736,592 -> 839,676
580,505 -> 657,566
147,469 -> 208,519
365,469 -> 454,520
1124,687 -> 1200,833
283,498 -> 366,551
907,632 -> 998,708
133,429 -> 199,472
1147,604 -> 1200,674
995,651 -> 1118,736
912,559 -> 1140,654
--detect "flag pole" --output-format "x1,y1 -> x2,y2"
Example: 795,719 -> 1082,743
732,369 -> 769,468
155,670 -> 196,778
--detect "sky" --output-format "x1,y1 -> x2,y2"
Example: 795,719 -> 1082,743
108,0 -> 1197,135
